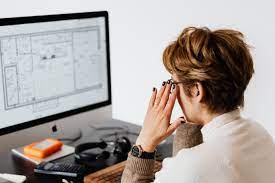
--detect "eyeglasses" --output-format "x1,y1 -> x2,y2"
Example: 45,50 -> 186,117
167,79 -> 185,85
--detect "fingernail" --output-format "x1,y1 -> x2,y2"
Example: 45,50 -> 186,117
172,84 -> 176,89
153,87 -> 156,92
167,80 -> 171,84
162,81 -> 166,86
180,116 -> 186,122
180,116 -> 185,120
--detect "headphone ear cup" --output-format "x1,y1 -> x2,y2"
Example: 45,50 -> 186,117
96,151 -> 110,160
74,141 -> 109,163
98,141 -> 108,149
113,136 -> 131,157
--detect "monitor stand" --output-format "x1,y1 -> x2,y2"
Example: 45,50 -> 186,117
50,124 -> 82,144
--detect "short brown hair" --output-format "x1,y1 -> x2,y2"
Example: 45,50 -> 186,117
163,27 -> 254,113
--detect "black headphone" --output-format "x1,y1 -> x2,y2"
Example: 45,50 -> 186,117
74,136 -> 131,163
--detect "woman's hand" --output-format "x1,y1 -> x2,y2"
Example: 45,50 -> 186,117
135,80 -> 185,152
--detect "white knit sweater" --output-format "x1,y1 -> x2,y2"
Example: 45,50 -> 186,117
155,109 -> 275,183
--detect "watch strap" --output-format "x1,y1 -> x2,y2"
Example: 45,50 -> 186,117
140,150 -> 156,159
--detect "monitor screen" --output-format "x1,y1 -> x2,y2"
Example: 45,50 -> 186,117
0,12 -> 111,135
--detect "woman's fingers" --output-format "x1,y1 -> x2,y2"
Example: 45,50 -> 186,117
164,84 -> 178,115
159,82 -> 172,108
149,87 -> 157,108
154,81 -> 167,106
166,117 -> 184,136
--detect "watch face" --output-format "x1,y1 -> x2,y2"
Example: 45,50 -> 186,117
131,146 -> 139,155
131,145 -> 141,157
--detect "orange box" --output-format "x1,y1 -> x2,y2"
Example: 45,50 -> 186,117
23,138 -> 63,158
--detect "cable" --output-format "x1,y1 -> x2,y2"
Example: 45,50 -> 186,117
88,125 -> 128,132
88,124 -> 139,141
58,128 -> 82,142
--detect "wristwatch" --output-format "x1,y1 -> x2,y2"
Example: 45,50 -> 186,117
130,145 -> 156,159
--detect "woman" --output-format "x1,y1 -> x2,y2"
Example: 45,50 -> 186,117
121,27 -> 275,183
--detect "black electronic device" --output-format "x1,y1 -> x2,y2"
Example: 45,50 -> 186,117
74,136 -> 131,164
34,162 -> 85,177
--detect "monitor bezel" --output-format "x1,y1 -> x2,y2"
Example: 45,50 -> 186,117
0,11 -> 112,136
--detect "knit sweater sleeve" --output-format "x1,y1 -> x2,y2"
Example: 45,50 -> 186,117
172,122 -> 203,156
121,122 -> 203,183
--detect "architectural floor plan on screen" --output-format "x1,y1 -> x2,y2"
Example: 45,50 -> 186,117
0,26 -> 104,111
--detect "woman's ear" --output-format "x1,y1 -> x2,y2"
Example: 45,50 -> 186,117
191,82 -> 204,102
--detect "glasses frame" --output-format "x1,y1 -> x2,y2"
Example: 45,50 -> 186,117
168,79 -> 185,85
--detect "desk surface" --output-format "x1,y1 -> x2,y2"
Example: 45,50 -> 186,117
0,119 -> 172,183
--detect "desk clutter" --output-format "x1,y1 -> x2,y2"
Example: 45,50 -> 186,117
3,122 -> 166,183
11,135 -> 135,182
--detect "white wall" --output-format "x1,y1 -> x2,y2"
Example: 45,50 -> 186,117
0,0 -> 274,135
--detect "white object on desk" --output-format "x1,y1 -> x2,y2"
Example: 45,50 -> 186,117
0,174 -> 26,183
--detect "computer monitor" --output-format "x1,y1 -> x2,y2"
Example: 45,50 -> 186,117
0,11 -> 111,136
